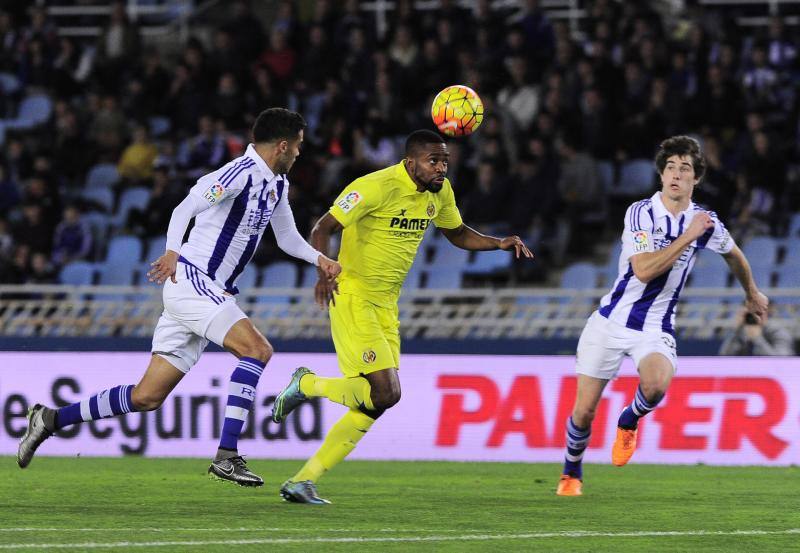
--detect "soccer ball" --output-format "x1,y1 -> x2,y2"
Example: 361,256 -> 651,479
431,85 -> 484,137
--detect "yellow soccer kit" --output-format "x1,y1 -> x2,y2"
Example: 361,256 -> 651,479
328,161 -> 463,376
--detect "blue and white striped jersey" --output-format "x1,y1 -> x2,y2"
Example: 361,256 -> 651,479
598,191 -> 735,335
179,144 -> 288,294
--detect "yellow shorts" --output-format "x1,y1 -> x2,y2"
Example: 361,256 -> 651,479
329,292 -> 400,377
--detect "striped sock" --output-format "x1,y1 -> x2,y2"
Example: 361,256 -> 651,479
54,385 -> 136,430
219,357 -> 265,452
563,417 -> 591,479
617,385 -> 661,429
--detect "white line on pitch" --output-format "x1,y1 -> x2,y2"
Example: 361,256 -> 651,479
0,529 -> 798,549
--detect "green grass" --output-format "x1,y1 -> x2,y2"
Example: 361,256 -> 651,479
1,457 -> 798,552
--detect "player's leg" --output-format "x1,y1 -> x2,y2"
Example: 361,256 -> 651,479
612,343 -> 675,467
17,354 -> 185,469
557,312 -> 624,495
206,314 -> 272,487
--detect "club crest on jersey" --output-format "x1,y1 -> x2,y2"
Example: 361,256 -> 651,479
203,183 -> 225,205
269,189 -> 276,203
633,230 -> 649,252
427,202 -> 435,217
337,191 -> 362,213
362,349 -> 376,364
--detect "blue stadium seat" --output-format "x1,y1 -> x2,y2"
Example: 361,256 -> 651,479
0,72 -> 20,94
427,243 -> 469,268
424,268 -> 462,289
106,236 -> 144,264
597,161 -> 615,192
148,116 -> 171,137
86,163 -> 120,189
5,94 -> 52,130
97,265 -> 137,285
749,265 -> 773,289
145,236 -> 167,262
234,267 -> 259,292
112,187 -> 151,227
775,265 -> 800,303
81,187 -> 114,213
615,159 -> 655,196
787,213 -> 800,238
602,241 -> 623,287
687,252 -> 729,303
560,262 -> 600,289
59,261 -> 96,285
262,262 -> 299,288
466,249 -> 511,275
299,265 -> 319,288
741,236 -> 779,269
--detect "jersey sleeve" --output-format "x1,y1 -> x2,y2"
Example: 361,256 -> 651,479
432,179 -> 463,230
329,177 -> 384,227
621,201 -> 655,260
697,211 -> 735,254
189,171 -> 244,207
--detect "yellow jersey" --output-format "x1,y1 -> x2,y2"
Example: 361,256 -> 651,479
329,161 -> 463,307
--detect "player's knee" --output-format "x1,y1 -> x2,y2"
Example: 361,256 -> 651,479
572,407 -> 597,429
131,386 -> 166,411
371,387 -> 401,410
639,383 -> 666,405
241,338 -> 273,364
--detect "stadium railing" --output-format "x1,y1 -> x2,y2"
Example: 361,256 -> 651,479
1,285 -> 798,341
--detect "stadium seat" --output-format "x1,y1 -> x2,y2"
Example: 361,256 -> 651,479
59,261 -> 96,286
112,187 -> 151,228
597,160 -> 615,192
97,265 -> 137,285
781,239 -> 800,267
424,268 -> 462,289
234,267 -> 259,293
0,72 -> 20,94
749,265 -> 773,289
81,187 -> 114,213
427,243 -> 470,268
560,262 -> 600,289
4,94 -> 52,130
148,116 -> 171,137
741,236 -> 779,269
786,213 -> 800,238
262,262 -> 299,288
299,265 -> 319,288
687,252 -> 729,302
602,241 -> 623,287
466,249 -> 511,275
615,159 -> 655,196
145,236 -> 167,262
86,163 -> 120,189
106,236 -> 144,264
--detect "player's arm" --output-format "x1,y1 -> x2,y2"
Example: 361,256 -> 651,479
722,244 -> 769,322
148,194 -> 210,284
629,213 -> 714,283
309,212 -> 345,308
270,194 -> 340,279
440,224 -> 533,259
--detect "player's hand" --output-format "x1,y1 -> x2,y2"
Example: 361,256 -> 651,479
147,250 -> 179,284
744,290 -> 769,324
686,212 -> 714,240
498,236 -> 534,259
314,275 -> 338,310
317,255 -> 341,280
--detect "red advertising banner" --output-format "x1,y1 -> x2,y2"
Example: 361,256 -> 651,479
1,353 -> 797,465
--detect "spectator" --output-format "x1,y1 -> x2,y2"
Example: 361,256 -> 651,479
0,217 -> 13,258
719,305 -> 794,356
13,203 -> 54,254
178,114 -> 226,178
95,0 -> 141,91
0,164 -> 21,215
118,124 -> 158,183
128,165 -> 184,239
51,205 -> 93,267
27,251 -> 57,284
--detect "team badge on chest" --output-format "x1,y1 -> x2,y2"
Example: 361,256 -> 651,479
427,202 -> 435,218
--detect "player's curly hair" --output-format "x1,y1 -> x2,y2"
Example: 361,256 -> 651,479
252,108 -> 306,143
654,135 -> 706,180
405,129 -> 445,156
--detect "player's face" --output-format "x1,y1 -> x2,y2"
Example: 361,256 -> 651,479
276,130 -> 303,174
660,154 -> 699,201
408,143 -> 449,193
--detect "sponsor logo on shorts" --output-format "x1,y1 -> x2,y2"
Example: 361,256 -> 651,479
203,182 -> 225,205
362,350 -> 376,364
427,202 -> 436,218
337,191 -> 362,213
633,230 -> 649,252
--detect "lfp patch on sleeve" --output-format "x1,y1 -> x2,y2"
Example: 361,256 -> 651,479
632,230 -> 650,252
203,182 -> 225,205
336,191 -> 362,213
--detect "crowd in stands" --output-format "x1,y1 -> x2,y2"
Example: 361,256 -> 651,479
0,0 -> 798,287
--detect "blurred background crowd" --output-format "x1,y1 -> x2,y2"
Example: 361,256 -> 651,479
0,0 -> 798,286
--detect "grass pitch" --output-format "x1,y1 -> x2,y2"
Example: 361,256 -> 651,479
2,457 -> 798,552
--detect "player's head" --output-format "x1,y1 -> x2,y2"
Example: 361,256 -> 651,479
252,108 -> 307,174
404,130 -> 448,193
655,135 -> 706,200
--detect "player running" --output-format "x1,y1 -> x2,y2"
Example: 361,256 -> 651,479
17,108 -> 341,486
271,129 -> 533,504
556,135 -> 769,496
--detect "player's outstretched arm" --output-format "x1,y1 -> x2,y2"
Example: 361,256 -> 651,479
441,224 -> 534,259
722,244 -> 769,323
630,212 -> 714,283
147,194 -> 210,284
310,213 -> 345,308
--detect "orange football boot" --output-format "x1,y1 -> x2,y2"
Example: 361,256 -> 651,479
611,426 -> 638,466
556,474 -> 582,496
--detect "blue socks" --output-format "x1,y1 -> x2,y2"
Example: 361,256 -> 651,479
218,357 -> 265,453
617,385 -> 661,429
55,385 -> 136,430
562,416 -> 591,479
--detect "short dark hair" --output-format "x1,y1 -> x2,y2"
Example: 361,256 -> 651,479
405,129 -> 445,156
654,135 -> 706,180
252,108 -> 307,143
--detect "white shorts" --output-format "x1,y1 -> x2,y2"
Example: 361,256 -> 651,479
151,261 -> 247,373
575,311 -> 678,380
